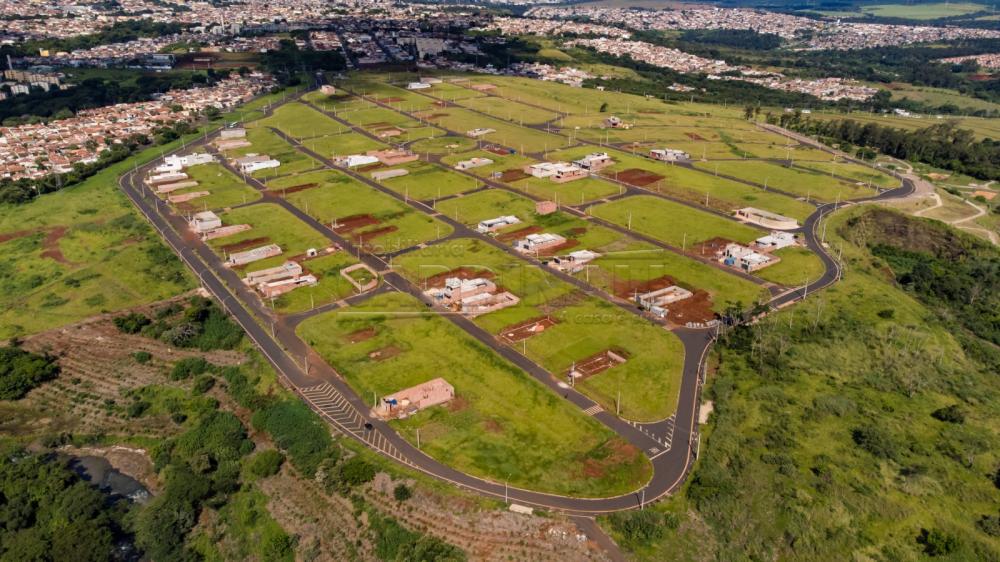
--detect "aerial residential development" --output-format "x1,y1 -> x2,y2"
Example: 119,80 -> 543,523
1,0 -> 998,560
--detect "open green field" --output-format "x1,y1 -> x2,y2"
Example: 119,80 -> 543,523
794,160 -> 901,190
417,107 -> 570,154
297,292 -> 652,496
419,80 -> 488,101
304,131 -> 386,158
458,95 -> 561,125
166,162 -> 261,211
888,84 -> 1000,113
301,90 -> 365,113
377,161 -> 481,201
488,76 -> 668,115
547,145 -> 816,222
754,246 -> 826,286
863,2 -> 987,19
230,127 -> 320,178
271,251 -> 361,313
807,111 -> 1000,141
523,298 -> 686,421
440,149 -> 539,180
267,169 -> 452,252
512,175 -> 621,204
409,135 -> 478,155
589,195 -> 766,247
337,106 -> 423,128
0,138 -> 197,338
257,102 -> 345,139
692,160 -> 874,202
209,203 -> 331,271
335,77 -> 438,112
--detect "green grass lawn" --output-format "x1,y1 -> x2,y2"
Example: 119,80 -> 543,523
231,127 -> 320,178
268,169 -> 452,252
692,160 -> 873,202
525,299 -> 686,422
511,176 -> 621,205
440,150 -> 539,180
166,162 -> 261,211
795,160 -> 900,190
0,137 -> 197,338
408,135 -> 478,155
257,102 -> 345,139
419,107 -> 570,154
209,203 -> 331,271
337,106 -> 422,128
459,95 -> 561,125
377,162 -> 481,201
589,195 -> 766,247
305,131 -> 386,158
297,292 -> 652,497
754,246 -> 826,286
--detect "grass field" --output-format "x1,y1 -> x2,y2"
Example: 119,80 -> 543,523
304,131 -> 386,158
512,175 -> 621,204
377,161 -> 481,201
458,96 -> 561,125
231,127 -> 320,178
416,107 -> 570,154
887,84 -> 1000,113
754,246 -> 826,286
166,162 -> 261,211
408,136 -> 478,155
863,2 -> 987,19
208,203 -> 332,271
257,102 -> 346,139
794,160 -> 901,190
298,292 -> 652,496
267,169 -> 452,252
440,150 -> 539,180
0,137 -> 198,338
589,195 -> 766,247
692,160 -> 874,202
807,111 -> 1000,141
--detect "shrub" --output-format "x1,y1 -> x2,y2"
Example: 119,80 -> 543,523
931,404 -> 965,424
0,344 -> 60,400
607,510 -> 677,545
917,528 -> 959,556
171,357 -> 211,381
113,312 -> 151,334
127,400 -> 151,418
192,374 -> 216,396
246,450 -> 284,479
877,308 -> 895,319
977,514 -> 1000,537
333,457 -> 376,492
852,425 -> 898,460
393,483 -> 412,502
132,351 -> 152,364
251,400 -> 332,477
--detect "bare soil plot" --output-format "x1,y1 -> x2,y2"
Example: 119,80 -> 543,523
220,236 -> 272,253
686,132 -> 706,141
376,96 -> 404,103
40,226 -> 70,264
276,182 -> 320,195
613,274 -> 716,324
690,236 -> 738,259
612,168 -> 665,187
500,168 -> 530,182
422,266 -> 496,288
354,225 -> 399,246
496,225 -> 542,242
485,145 -> 512,156
332,213 -> 380,233
569,348 -> 629,379
345,327 -> 377,343
537,239 -> 579,256
368,345 -> 402,361
499,316 -> 559,344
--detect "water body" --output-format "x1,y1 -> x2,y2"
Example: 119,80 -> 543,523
65,455 -> 152,505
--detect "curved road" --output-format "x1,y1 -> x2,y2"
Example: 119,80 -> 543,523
117,86 -> 916,517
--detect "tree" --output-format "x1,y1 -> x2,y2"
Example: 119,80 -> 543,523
393,483 -> 412,502
931,404 -> 965,424
599,102 -> 609,113
917,528 -> 959,556
0,343 -> 60,400
113,312 -> 151,334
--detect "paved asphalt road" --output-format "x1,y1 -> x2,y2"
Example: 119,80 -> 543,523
117,84 -> 915,518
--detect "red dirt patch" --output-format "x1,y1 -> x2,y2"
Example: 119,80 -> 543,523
498,316 -> 558,344
484,145 -> 511,156
345,327 -> 376,343
613,168 -> 665,187
613,274 -> 716,325
496,225 -> 542,243
566,227 -> 587,236
483,419 -> 503,433
220,236 -> 272,253
685,132 -> 706,141
690,236 -> 736,259
333,214 -> 380,234
40,226 -> 70,264
358,162 -> 384,172
422,267 -> 495,289
277,182 -> 319,195
375,96 -> 404,104
537,239 -> 579,257
499,168 -> 530,182
581,438 -> 641,479
353,225 -> 399,245
0,229 -> 37,244
569,348 -> 629,379
368,345 -> 402,362
447,395 -> 469,412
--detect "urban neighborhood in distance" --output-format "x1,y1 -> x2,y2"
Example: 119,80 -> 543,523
1,0 -> 999,560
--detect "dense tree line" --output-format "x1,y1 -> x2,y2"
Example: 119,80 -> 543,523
113,296 -> 244,351
0,447 -> 131,562
260,39 -> 346,85
772,113 -> 1000,180
0,341 -> 59,400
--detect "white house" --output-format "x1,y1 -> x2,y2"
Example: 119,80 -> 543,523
454,157 -> 493,170
189,211 -> 221,233
649,148 -> 689,162
755,232 -> 797,250
477,215 -> 521,233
